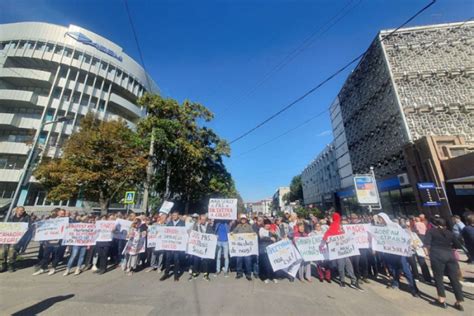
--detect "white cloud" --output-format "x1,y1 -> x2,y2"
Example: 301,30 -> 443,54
316,130 -> 331,137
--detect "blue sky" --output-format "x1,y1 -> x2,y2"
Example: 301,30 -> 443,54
1,0 -> 472,202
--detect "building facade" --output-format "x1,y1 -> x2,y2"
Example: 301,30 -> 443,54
0,22 -> 158,212
246,199 -> 272,216
304,21 -> 474,217
301,141 -> 340,209
272,187 -> 289,214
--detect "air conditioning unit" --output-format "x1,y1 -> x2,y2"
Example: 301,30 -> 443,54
398,173 -> 410,186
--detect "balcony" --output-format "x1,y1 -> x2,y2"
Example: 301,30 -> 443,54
108,93 -> 144,119
0,169 -> 22,182
0,113 -> 41,129
0,68 -> 52,88
0,89 -> 37,106
0,141 -> 30,155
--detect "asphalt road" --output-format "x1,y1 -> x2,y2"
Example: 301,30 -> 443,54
0,249 -> 473,316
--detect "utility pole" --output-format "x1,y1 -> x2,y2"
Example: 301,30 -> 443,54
142,128 -> 155,215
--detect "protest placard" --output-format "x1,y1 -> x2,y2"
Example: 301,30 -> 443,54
123,230 -> 146,255
266,239 -> 302,272
147,224 -> 162,248
295,235 -> 329,262
327,233 -> 360,260
113,219 -> 132,240
34,217 -> 69,241
369,225 -> 412,257
228,233 -> 258,257
344,224 -> 370,249
62,223 -> 97,246
95,220 -> 116,242
155,226 -> 188,251
158,201 -> 174,214
0,222 -> 28,244
208,199 -> 237,220
187,230 -> 218,259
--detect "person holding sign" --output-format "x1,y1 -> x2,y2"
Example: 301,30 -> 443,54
323,212 -> 362,291
310,223 -> 331,283
213,219 -> 230,277
63,216 -> 93,276
123,218 -> 147,276
376,213 -> 419,298
231,214 -> 254,281
1,206 -> 30,273
188,214 -> 215,281
259,219 -> 280,284
33,209 -> 68,276
160,211 -> 185,282
294,222 -> 311,282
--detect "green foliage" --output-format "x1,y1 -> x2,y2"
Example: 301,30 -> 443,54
137,94 -> 238,213
35,113 -> 147,213
294,206 -> 321,219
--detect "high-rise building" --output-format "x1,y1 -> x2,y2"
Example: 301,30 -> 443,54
302,21 -> 473,217
0,22 -> 158,212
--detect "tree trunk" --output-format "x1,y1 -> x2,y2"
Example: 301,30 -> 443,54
99,191 -> 109,216
164,163 -> 171,200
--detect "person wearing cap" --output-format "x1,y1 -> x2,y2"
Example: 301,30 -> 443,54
231,214 -> 254,281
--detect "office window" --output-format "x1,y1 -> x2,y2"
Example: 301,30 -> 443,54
64,48 -> 73,57
45,43 -> 54,52
83,54 -> 91,64
18,41 -> 26,49
54,45 -> 63,54
73,51 -> 82,60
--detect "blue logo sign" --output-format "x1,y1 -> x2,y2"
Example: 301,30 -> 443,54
65,32 -> 123,62
417,182 -> 436,189
423,201 -> 442,207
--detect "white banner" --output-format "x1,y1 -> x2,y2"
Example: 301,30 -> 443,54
369,225 -> 412,257
147,224 -> 161,248
208,199 -> 237,220
0,222 -> 28,244
344,224 -> 370,249
327,233 -> 360,260
113,219 -> 132,240
228,233 -> 258,257
186,230 -> 217,259
62,223 -> 97,246
155,226 -> 189,251
158,201 -> 174,214
295,235 -> 329,262
123,230 -> 146,255
266,239 -> 302,272
95,220 -> 116,242
34,217 -> 69,241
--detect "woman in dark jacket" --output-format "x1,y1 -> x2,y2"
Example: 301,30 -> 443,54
424,217 -> 464,311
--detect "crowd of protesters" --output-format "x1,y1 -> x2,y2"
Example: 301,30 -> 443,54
1,206 -> 473,312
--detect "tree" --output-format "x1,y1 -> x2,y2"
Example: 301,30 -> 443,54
287,175 -> 303,203
35,113 -> 147,214
137,94 -> 237,213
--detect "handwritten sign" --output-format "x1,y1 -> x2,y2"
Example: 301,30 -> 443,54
62,223 -> 97,246
95,221 -> 116,242
327,233 -> 360,260
158,201 -> 174,214
344,224 -> 370,249
266,239 -> 302,272
0,222 -> 28,244
369,225 -> 411,257
155,226 -> 188,251
147,224 -> 162,248
228,233 -> 258,257
113,219 -> 132,240
34,217 -> 69,241
208,199 -> 237,220
187,230 -> 217,259
295,235 -> 329,262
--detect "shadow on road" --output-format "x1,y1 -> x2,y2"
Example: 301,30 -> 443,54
11,294 -> 75,316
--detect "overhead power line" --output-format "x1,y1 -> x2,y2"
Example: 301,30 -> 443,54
229,0 -> 437,145
235,109 -> 329,158
123,0 -> 152,90
220,0 -> 362,114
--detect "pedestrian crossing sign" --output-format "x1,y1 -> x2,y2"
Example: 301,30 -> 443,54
124,191 -> 135,204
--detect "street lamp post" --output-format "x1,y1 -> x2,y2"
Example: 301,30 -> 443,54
4,117 -> 70,222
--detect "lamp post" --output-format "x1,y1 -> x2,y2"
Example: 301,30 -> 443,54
4,117 -> 70,221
